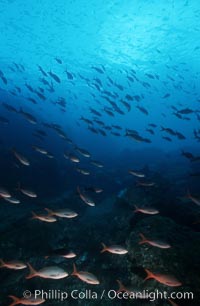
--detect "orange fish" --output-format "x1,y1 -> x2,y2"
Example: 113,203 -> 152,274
4,197 -> 20,204
71,264 -> 100,284
136,181 -> 155,187
31,211 -> 57,223
8,295 -> 45,306
144,269 -> 182,287
168,298 -> 179,306
45,208 -> 78,218
186,190 -> 200,206
139,233 -> 171,249
134,205 -> 159,215
77,186 -> 95,206
0,187 -> 11,198
0,259 -> 27,270
101,243 -> 128,255
12,149 -> 30,166
26,263 -> 68,279
17,183 -> 37,198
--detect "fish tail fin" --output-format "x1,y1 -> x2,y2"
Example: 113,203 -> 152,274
139,233 -> 147,244
160,126 -> 165,131
71,263 -> 78,276
26,263 -> 37,279
44,208 -> 53,215
134,205 -> 138,212
116,279 -> 126,293
8,295 -> 20,306
31,211 -> 37,219
144,268 -> 154,281
100,242 -> 107,253
0,258 -> 5,267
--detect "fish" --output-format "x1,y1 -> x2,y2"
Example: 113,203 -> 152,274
84,187 -> 103,193
65,70 -> 74,80
104,108 -> 115,117
168,298 -> 179,306
77,186 -> 95,206
144,269 -> 182,287
12,149 -> 30,166
75,147 -> 91,158
90,160 -> 104,168
116,280 -> 147,298
2,103 -> 18,113
161,126 -> 177,136
90,108 -> 102,116
136,181 -> 155,187
0,259 -> 27,270
145,73 -> 155,79
129,170 -> 145,178
162,136 -> 172,142
64,153 -> 80,163
176,131 -> 186,140
1,76 -> 8,84
181,150 -> 194,160
146,128 -> 154,135
38,65 -> 48,77
48,71 -> 61,83
76,168 -> 90,175
134,205 -> 159,215
17,184 -> 37,198
25,83 -> 34,92
148,123 -> 157,128
162,93 -> 170,99
4,197 -> 20,204
26,263 -> 68,279
19,108 -> 37,124
101,243 -> 128,255
71,264 -> 100,284
139,233 -> 171,249
186,190 -> 200,206
136,105 -> 149,115
120,100 -> 131,112
32,146 -> 48,155
8,295 -> 45,306
0,187 -> 11,198
91,66 -> 104,74
55,57 -> 62,64
45,249 -> 76,259
45,208 -> 78,218
178,108 -> 194,114
31,211 -> 57,222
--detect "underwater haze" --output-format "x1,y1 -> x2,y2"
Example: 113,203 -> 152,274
0,0 -> 200,305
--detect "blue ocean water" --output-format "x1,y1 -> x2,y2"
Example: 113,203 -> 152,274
0,1 -> 200,306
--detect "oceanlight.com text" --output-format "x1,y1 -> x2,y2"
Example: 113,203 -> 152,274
23,289 -> 194,302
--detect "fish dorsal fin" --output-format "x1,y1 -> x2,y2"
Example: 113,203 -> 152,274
45,208 -> 54,215
72,263 -> 78,276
